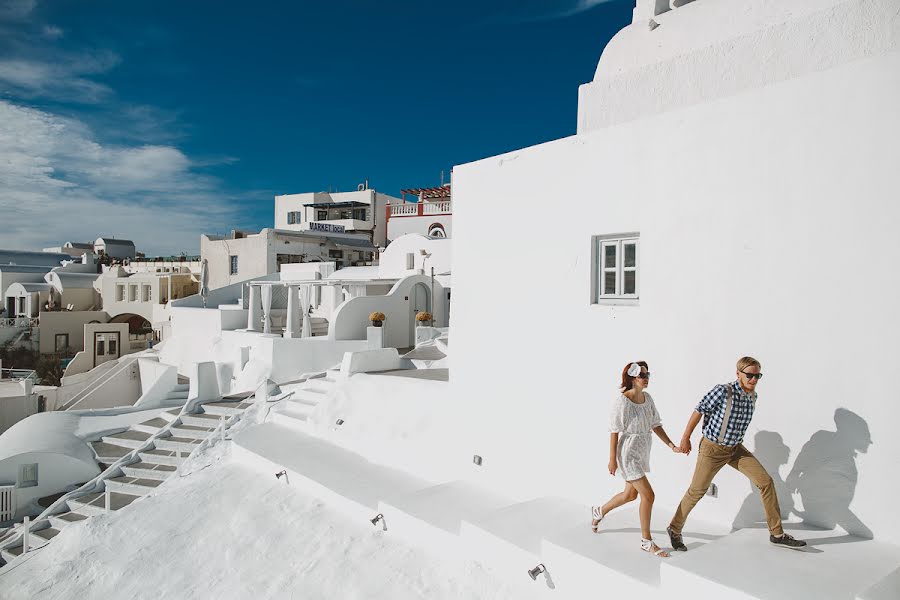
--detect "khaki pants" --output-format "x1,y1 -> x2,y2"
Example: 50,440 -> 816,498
670,437 -> 784,537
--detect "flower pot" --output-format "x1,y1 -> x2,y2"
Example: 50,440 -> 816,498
371,320 -> 383,327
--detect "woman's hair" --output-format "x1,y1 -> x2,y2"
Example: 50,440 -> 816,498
621,361 -> 649,392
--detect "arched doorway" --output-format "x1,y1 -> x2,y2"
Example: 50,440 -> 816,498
410,282 -> 431,347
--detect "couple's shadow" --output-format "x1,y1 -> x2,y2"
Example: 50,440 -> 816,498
731,408 -> 873,542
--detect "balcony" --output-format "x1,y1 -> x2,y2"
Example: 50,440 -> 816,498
388,200 -> 452,217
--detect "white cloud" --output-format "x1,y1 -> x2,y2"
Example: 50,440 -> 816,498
0,100 -> 243,254
42,24 -> 63,38
0,51 -> 120,103
0,0 -> 36,21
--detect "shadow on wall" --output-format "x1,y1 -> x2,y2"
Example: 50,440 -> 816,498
731,431 -> 794,531
731,409 -> 873,539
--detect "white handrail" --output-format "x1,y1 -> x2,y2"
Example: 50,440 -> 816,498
59,357 -> 139,411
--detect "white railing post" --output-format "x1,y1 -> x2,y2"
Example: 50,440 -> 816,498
105,488 -> 111,512
22,516 -> 29,553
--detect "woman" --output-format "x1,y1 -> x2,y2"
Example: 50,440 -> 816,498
591,361 -> 682,557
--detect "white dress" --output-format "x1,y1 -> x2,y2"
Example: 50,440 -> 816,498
608,392 -> 662,482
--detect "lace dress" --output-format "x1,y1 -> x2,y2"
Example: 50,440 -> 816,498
608,392 -> 662,481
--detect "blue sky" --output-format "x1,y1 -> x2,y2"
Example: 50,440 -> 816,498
0,0 -> 632,254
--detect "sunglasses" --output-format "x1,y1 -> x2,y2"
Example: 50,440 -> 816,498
740,371 -> 763,380
636,372 -> 651,379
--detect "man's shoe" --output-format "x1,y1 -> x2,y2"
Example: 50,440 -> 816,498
667,526 -> 687,551
769,533 -> 807,549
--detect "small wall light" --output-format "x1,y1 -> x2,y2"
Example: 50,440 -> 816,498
370,513 -> 386,530
527,564 -> 546,581
275,470 -> 288,483
473,455 -> 483,466
335,419 -> 344,426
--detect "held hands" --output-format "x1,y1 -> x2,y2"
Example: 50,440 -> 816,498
679,437 -> 692,455
608,458 -> 617,476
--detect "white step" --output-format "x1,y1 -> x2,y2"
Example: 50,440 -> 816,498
121,461 -> 177,481
280,401 -> 315,418
233,423 -> 428,522
180,412 -> 223,428
541,504 -> 727,599
101,430 -> 153,450
154,436 -> 202,454
459,496 -> 584,584
858,566 -> 900,600
292,388 -> 326,405
661,526 -> 900,600
170,424 -> 217,440
66,491 -> 138,516
159,408 -> 182,423
305,376 -> 336,393
201,401 -> 251,417
377,481 -> 514,555
105,476 -> 162,497
131,417 -> 171,435
49,511 -> 89,530
269,410 -> 312,433
1,545 -> 22,564
139,448 -> 188,467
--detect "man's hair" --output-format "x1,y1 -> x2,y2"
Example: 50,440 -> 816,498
736,356 -> 761,371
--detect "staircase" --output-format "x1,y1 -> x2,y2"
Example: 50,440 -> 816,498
0,397 -> 254,566
233,422 -> 900,600
268,369 -> 340,432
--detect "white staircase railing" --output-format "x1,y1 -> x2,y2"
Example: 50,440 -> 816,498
0,318 -> 38,329
59,357 -> 139,411
0,486 -> 15,522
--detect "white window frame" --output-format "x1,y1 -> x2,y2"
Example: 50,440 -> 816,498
591,233 -> 640,305
18,463 -> 38,488
230,255 -> 239,275
128,284 -> 138,302
116,284 -> 126,302
141,284 -> 152,302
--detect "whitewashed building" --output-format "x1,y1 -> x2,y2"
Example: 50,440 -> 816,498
385,186 -> 452,243
93,237 -> 136,261
450,0 -> 900,544
200,228 -> 375,291
275,187 -> 402,248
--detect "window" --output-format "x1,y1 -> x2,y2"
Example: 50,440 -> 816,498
108,338 -> 117,355
352,208 -> 367,221
287,211 -> 301,224
116,284 -> 126,302
317,210 -> 328,221
230,255 -> 239,275
128,284 -> 138,302
328,249 -> 344,259
17,463 -> 38,488
428,223 -> 446,238
55,334 -> 69,353
142,284 -> 152,302
592,233 -> 639,304
97,340 -> 105,356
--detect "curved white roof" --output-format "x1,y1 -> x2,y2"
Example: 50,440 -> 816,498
0,412 -> 97,466
7,282 -> 53,294
46,271 -> 101,290
95,237 -> 135,248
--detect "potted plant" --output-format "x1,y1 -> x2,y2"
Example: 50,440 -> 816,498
369,311 -> 386,327
415,311 -> 433,326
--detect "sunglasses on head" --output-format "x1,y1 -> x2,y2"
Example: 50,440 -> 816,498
741,370 -> 763,380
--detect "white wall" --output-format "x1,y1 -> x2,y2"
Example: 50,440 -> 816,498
330,274 -> 449,349
59,355 -> 141,411
0,451 -> 98,519
37,311 -> 110,354
387,214 -> 452,241
0,383 -> 38,436
452,50 -> 900,540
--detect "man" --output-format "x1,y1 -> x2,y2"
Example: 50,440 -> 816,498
667,357 -> 807,550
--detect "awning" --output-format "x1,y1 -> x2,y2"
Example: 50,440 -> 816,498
302,201 -> 370,209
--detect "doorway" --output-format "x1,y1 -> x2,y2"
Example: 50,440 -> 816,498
409,283 -> 431,347
93,331 -> 121,368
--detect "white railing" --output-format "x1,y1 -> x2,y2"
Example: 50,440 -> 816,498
389,203 -> 419,216
0,318 -> 38,328
59,357 -> 139,411
0,369 -> 38,384
423,200 -> 451,214
0,486 -> 15,522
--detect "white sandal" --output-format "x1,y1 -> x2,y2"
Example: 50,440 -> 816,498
641,538 -> 670,558
591,506 -> 604,532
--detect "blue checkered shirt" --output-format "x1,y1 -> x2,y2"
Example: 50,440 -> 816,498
695,380 -> 757,447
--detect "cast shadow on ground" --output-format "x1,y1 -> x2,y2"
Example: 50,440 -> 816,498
731,409 -> 873,544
